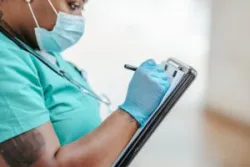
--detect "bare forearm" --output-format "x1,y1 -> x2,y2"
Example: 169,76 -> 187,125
55,110 -> 138,167
0,110 -> 138,167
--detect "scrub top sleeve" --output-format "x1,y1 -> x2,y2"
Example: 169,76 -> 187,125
0,47 -> 50,143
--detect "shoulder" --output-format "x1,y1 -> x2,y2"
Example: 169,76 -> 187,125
0,35 -> 50,144
0,33 -> 42,92
0,33 -> 38,75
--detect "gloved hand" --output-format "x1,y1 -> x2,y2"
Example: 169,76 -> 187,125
119,59 -> 170,126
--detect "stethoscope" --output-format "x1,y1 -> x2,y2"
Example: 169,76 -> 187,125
0,24 -> 112,107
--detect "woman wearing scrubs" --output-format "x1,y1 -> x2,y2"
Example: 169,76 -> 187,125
0,0 -> 170,166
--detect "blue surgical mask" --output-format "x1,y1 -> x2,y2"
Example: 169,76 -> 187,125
26,0 -> 85,53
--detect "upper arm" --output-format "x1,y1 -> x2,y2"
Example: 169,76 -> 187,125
0,122 -> 61,167
0,47 -> 68,167
0,47 -> 50,143
0,46 -> 57,167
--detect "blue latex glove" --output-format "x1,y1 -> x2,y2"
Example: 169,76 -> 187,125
119,59 -> 170,126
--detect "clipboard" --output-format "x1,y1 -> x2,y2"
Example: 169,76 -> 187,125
113,58 -> 197,167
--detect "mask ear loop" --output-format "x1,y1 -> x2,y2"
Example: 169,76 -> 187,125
47,0 -> 58,16
26,0 -> 40,28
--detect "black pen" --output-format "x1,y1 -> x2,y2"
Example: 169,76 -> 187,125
124,64 -> 137,71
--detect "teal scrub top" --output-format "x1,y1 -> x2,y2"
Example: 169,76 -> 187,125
0,32 -> 101,145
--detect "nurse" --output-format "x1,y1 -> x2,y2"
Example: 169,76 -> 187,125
0,0 -> 170,167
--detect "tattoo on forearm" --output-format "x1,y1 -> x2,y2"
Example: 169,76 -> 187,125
0,129 -> 45,167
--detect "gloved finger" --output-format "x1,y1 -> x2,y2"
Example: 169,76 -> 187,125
150,74 -> 169,87
140,59 -> 156,68
159,80 -> 171,90
150,71 -> 168,80
155,65 -> 165,73
159,77 -> 170,85
162,79 -> 171,87
150,73 -> 170,88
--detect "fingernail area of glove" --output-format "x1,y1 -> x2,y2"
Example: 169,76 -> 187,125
165,80 -> 171,88
153,71 -> 168,78
162,77 -> 168,81
156,67 -> 165,73
160,82 -> 171,90
150,73 -> 160,79
147,60 -> 156,67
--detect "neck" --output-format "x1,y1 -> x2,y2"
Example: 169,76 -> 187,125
0,10 -> 35,48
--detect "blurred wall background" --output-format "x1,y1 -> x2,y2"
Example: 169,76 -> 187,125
204,1 -> 250,166
206,0 -> 250,124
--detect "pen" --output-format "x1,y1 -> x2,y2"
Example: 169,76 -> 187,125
124,64 -> 137,71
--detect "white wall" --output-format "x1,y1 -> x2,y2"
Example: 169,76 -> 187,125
207,0 -> 250,124
64,0 -> 209,107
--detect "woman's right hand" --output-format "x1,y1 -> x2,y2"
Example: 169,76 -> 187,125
119,59 -> 171,126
